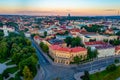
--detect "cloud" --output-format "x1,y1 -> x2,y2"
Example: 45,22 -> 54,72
17,10 -> 54,14
104,9 -> 116,11
16,9 -> 72,15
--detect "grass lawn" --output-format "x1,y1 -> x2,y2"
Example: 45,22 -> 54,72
0,58 -> 9,63
0,74 -> 3,80
9,77 -> 15,80
90,66 -> 120,80
3,67 -> 18,74
14,72 -> 22,80
6,61 -> 15,65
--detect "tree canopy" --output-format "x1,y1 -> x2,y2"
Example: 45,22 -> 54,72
0,32 -> 38,77
23,66 -> 33,80
39,42 -> 49,53
87,47 -> 98,60
64,36 -> 84,47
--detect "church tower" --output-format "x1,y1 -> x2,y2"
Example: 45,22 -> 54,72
3,24 -> 8,36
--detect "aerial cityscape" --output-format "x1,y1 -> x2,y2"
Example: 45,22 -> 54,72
0,0 -> 120,80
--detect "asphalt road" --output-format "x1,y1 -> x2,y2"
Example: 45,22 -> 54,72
31,38 -> 120,80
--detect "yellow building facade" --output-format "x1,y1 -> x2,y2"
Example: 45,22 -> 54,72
49,45 -> 87,65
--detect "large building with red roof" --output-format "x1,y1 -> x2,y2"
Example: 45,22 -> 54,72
49,45 -> 87,65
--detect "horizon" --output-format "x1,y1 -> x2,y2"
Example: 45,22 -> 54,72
0,14 -> 120,17
0,0 -> 120,16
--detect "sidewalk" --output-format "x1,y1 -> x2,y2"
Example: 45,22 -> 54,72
74,63 -> 120,80
34,68 -> 44,80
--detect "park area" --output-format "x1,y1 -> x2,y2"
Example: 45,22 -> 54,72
90,64 -> 120,80
0,59 -> 21,80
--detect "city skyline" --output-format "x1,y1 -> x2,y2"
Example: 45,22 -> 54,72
0,0 -> 120,16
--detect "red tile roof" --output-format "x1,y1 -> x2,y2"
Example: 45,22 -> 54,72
50,45 -> 86,53
71,47 -> 86,52
85,41 -> 106,45
69,28 -> 81,32
115,46 -> 120,50
34,35 -> 40,40
106,28 -> 113,32
34,35 -> 43,40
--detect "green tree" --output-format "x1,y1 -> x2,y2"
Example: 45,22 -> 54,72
0,32 -> 38,78
64,37 -> 72,47
116,31 -> 120,36
74,56 -> 82,64
0,22 -> 3,27
106,64 -> 117,72
12,53 -> 21,64
42,44 -> 49,53
6,22 -> 18,29
103,39 -> 108,43
82,25 -> 103,33
0,30 -> 4,36
87,47 -> 98,60
83,71 -> 90,80
44,31 -> 47,37
64,30 -> 69,35
0,42 -> 8,58
25,39 -> 31,46
23,66 -> 33,80
24,28 -> 29,32
71,41 -> 77,47
40,42 -> 44,48
109,39 -> 120,46
65,37 -> 83,47
115,59 -> 119,63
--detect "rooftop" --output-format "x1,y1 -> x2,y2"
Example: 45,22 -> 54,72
85,41 -> 113,49
115,46 -> 120,50
50,45 -> 87,53
48,39 -> 64,45
85,41 -> 106,45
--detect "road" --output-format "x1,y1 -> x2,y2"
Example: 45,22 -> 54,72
31,39 -> 75,80
31,38 -> 120,80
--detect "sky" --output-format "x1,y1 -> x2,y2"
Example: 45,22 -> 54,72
0,0 -> 120,16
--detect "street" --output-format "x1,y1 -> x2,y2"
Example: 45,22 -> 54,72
31,38 -> 120,80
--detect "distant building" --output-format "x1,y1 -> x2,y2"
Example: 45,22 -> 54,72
115,46 -> 120,55
3,25 -> 8,36
105,28 -> 114,34
24,32 -> 31,37
0,24 -> 15,36
68,13 -> 71,17
78,32 -> 118,43
34,35 -> 43,44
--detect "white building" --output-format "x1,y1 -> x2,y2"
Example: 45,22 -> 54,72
84,41 -> 115,58
78,32 -> 118,43
3,25 -> 8,36
96,45 -> 115,57
24,32 -> 31,37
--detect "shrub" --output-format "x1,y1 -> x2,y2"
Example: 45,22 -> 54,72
0,74 -> 3,80
9,77 -> 15,80
115,59 -> 119,63
106,64 -> 117,72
